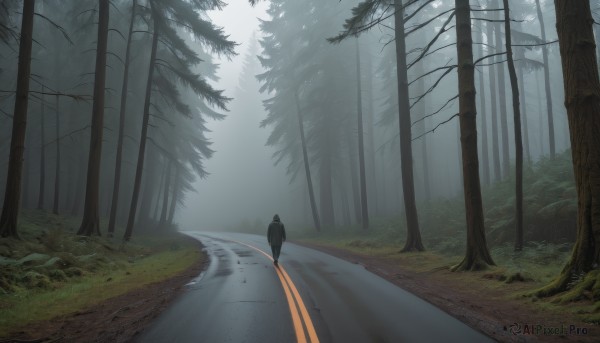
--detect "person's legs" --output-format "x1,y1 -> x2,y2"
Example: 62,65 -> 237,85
274,245 -> 282,261
271,245 -> 277,260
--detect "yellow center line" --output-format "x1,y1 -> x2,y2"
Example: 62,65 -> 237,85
279,266 -> 320,343
230,239 -> 320,343
275,266 -> 307,343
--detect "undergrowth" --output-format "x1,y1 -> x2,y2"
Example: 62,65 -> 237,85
0,210 -> 202,336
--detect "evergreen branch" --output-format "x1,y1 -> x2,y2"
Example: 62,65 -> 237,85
149,113 -> 175,127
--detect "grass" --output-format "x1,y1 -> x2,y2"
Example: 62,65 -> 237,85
0,210 -> 202,337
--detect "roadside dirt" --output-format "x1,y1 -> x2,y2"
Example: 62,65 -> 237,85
296,242 -> 598,343
2,241 -> 207,343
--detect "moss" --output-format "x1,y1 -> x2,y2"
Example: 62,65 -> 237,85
64,267 -> 84,277
21,271 -> 51,289
557,270 -> 600,303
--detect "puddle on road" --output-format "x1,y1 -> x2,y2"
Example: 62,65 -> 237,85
233,249 -> 253,257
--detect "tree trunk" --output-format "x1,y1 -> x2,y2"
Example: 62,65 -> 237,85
22,130 -> 31,209
451,0 -> 495,271
414,29 -> 432,200
356,39 -> 369,230
167,165 -> 179,226
152,160 -> 166,223
486,19 -> 502,182
537,0 -> 600,297
517,64 -> 531,164
52,95 -> 60,214
37,87 -> 46,210
478,27 -> 490,186
595,11 -> 600,73
503,0 -> 524,252
394,1 -> 424,252
535,71 -> 544,156
492,0 -> 510,178
108,0 -> 136,237
319,143 -> 335,229
346,129 -> 362,224
514,22 -> 531,165
364,45 -> 379,213
70,153 -> 85,216
535,0 -> 556,158
158,159 -> 171,226
0,0 -> 35,238
123,10 -> 159,241
77,0 -> 109,236
294,90 -> 321,231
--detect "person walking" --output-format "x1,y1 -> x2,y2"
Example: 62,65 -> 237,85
267,214 -> 286,265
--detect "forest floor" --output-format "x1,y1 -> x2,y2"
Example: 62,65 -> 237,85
294,240 -> 599,343
2,249 -> 205,343
0,210 -> 206,342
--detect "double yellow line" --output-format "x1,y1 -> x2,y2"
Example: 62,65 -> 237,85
231,240 -> 320,343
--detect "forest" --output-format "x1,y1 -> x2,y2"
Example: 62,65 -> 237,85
0,0 -> 599,340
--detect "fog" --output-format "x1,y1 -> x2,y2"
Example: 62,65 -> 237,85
177,1 -> 293,230
0,0 -> 586,243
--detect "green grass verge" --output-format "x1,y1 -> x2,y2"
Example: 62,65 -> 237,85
0,210 -> 202,337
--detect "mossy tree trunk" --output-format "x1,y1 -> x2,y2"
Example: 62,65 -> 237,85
537,0 -> 600,297
77,0 -> 110,236
451,0 -> 495,271
0,0 -> 35,238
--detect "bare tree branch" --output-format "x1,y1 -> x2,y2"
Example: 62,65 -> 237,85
412,113 -> 459,141
411,94 -> 459,127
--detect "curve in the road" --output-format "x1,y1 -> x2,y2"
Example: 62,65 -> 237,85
230,239 -> 319,343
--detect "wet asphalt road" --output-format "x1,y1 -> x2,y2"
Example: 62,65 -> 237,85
136,232 -> 494,343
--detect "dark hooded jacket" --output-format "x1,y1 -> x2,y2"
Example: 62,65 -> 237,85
267,214 -> 286,246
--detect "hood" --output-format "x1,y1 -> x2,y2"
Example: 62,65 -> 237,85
273,214 -> 280,222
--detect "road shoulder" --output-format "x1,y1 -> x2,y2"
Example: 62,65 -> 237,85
293,241 -> 598,343
5,239 -> 207,343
